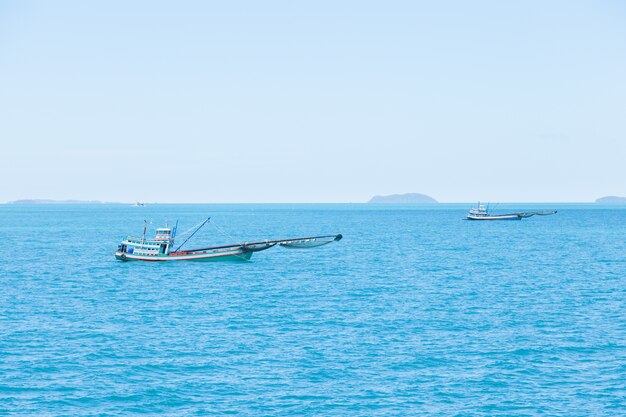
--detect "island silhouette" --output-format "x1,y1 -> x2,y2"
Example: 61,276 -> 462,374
595,196 -> 626,204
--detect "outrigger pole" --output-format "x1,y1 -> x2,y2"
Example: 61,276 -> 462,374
187,233 -> 343,253
172,217 -> 210,253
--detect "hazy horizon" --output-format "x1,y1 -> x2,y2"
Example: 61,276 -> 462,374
2,1 -> 625,203
3,195 -> 624,205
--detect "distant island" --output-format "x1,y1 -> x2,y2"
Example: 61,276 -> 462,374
368,193 -> 438,204
8,199 -> 112,204
595,196 -> 626,204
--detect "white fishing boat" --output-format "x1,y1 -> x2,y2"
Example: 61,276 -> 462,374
115,218 -> 342,262
466,203 -> 557,221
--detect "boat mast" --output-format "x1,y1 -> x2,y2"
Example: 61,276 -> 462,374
142,220 -> 147,244
170,220 -> 178,251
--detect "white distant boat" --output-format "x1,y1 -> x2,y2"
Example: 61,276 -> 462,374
133,201 -> 145,207
466,203 -> 557,221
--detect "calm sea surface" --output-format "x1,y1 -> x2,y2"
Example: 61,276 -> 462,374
1,203 -> 625,415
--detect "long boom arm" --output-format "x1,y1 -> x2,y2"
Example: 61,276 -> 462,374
178,233 -> 343,253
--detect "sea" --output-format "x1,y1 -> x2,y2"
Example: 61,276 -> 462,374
1,203 -> 625,416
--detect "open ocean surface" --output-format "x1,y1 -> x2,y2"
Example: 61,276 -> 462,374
1,203 -> 626,416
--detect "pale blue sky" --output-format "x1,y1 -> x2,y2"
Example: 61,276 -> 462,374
1,0 -> 625,203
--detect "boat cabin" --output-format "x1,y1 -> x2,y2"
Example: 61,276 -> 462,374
155,228 -> 172,241
118,226 -> 175,257
468,204 -> 488,217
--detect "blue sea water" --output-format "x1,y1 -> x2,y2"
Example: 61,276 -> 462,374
1,203 -> 626,416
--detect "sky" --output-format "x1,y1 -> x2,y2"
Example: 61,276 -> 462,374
1,0 -> 625,203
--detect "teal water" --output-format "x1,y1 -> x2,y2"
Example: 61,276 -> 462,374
1,204 -> 626,415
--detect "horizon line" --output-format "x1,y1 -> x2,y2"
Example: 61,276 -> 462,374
2,200 -> 622,205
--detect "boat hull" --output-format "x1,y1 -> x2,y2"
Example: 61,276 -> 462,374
466,214 -> 522,221
115,228 -> 342,263
115,250 -> 253,262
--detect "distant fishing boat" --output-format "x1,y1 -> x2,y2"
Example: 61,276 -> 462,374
133,201 -> 145,207
466,203 -> 557,221
115,218 -> 342,262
